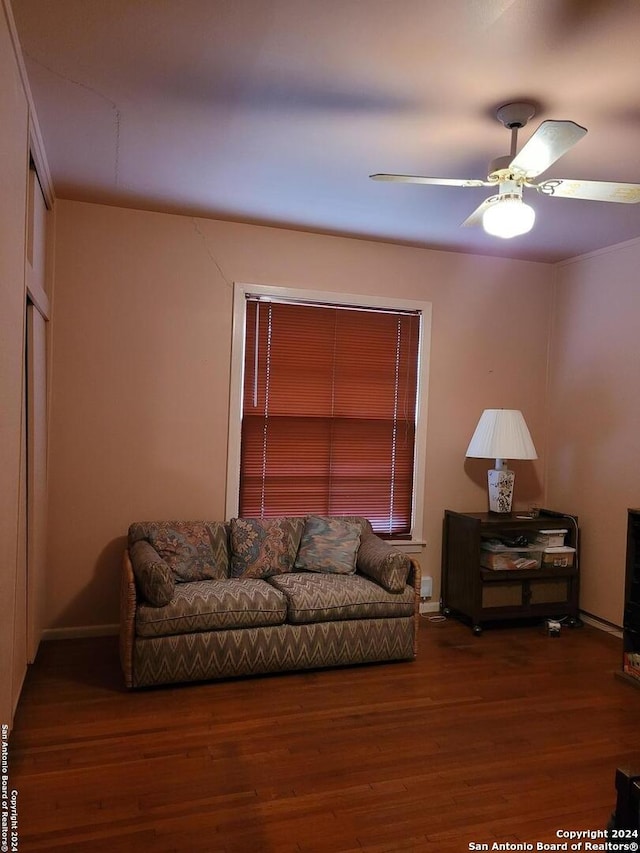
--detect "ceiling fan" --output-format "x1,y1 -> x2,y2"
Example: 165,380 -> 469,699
370,102 -> 640,239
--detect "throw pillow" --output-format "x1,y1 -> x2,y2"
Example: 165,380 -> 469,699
294,515 -> 361,575
129,540 -> 175,606
230,516 -> 305,579
356,532 -> 410,593
142,521 -> 228,582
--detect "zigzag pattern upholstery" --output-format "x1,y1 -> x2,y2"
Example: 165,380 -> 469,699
135,578 -> 287,638
133,617 -> 415,687
120,516 -> 421,689
267,572 -> 415,624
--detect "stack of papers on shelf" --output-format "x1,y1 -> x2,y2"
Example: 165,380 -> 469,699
480,540 -> 542,570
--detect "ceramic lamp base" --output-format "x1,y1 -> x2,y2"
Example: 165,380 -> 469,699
487,467 -> 515,513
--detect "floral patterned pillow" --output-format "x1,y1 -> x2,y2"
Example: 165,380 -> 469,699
294,515 -> 361,575
230,517 -> 305,579
129,521 -> 229,582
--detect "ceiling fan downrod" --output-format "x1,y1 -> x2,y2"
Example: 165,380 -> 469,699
487,103 -> 537,182
496,102 -> 536,158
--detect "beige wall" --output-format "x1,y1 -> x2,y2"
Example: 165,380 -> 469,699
48,199 -> 554,629
547,238 -> 640,625
0,2 -> 29,724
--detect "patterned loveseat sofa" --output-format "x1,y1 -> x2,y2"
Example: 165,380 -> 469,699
120,515 -> 421,688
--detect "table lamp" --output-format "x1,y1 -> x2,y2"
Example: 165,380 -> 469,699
465,409 -> 538,513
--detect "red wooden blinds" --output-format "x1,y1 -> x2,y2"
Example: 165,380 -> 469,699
240,298 -> 420,535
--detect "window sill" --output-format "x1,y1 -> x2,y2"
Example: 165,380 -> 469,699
387,540 -> 426,554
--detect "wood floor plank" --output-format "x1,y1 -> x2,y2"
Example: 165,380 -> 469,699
8,618 -> 640,851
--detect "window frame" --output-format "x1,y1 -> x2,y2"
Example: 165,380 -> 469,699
226,282 -> 431,548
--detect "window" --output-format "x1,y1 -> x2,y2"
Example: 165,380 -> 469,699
227,284 -> 431,541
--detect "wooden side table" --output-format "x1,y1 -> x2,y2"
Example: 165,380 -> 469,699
441,509 -> 580,634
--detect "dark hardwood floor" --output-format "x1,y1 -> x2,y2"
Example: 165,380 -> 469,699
8,617 -> 640,852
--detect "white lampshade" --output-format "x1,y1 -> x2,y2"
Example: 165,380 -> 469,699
482,196 -> 535,239
466,409 -> 538,462
466,409 -> 537,514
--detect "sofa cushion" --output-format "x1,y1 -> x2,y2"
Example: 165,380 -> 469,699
230,516 -> 304,579
129,540 -> 175,606
267,572 -> 415,625
128,521 -> 229,582
135,578 -> 288,638
294,515 -> 361,575
357,532 -> 411,593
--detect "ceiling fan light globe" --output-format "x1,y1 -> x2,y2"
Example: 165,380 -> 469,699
482,197 -> 536,239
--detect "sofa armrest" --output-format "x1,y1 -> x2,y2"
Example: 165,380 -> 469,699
406,556 -> 421,598
356,532 -> 414,593
128,540 -> 176,606
120,550 -> 137,689
407,556 -> 421,658
357,536 -> 421,658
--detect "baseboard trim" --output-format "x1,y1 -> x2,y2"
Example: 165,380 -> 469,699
42,624 -> 119,641
579,610 -> 623,638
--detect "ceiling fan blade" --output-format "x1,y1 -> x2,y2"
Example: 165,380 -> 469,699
370,173 -> 489,187
537,178 -> 640,203
461,195 -> 499,227
509,120 -> 587,178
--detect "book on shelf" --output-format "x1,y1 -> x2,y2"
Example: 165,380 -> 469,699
623,651 -> 640,678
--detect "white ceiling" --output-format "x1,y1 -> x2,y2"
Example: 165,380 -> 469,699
11,0 -> 640,262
